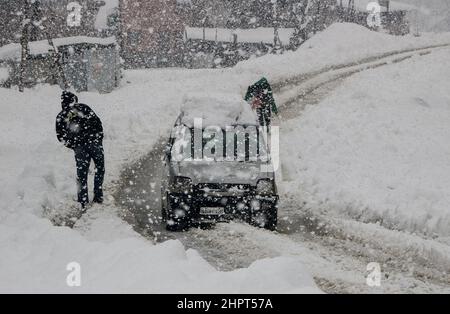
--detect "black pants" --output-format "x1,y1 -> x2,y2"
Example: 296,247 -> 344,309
257,107 -> 271,127
74,144 -> 105,206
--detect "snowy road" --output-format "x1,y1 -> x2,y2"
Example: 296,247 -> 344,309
4,20 -> 450,293
110,46 -> 450,293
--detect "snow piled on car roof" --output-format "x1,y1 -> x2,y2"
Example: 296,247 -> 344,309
180,92 -> 258,127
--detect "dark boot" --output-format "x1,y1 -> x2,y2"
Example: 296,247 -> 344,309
93,194 -> 103,204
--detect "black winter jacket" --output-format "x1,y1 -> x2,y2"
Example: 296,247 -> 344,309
56,103 -> 103,149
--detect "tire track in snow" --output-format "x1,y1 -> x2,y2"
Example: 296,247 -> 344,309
273,45 -> 450,119
271,42 -> 450,95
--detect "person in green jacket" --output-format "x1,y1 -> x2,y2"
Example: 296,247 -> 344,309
244,77 -> 278,127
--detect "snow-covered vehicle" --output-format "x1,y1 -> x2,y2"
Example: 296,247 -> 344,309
161,93 -> 279,231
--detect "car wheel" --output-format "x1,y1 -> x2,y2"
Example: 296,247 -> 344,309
164,194 -> 189,232
160,189 -> 168,221
166,217 -> 189,232
264,207 -> 278,231
250,207 -> 277,231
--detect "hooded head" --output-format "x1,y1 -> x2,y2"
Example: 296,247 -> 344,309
61,91 -> 78,110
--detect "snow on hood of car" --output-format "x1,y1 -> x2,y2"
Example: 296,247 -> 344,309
180,92 -> 258,128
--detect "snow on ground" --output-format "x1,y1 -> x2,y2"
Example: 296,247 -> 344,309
2,216 -> 318,293
0,71 -> 319,293
1,23 -> 450,292
281,48 -> 450,238
235,23 -> 450,85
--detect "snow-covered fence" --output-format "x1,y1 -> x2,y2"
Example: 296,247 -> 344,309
184,27 -> 295,46
183,27 -> 295,68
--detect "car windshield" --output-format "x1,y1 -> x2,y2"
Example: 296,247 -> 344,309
171,125 -> 269,162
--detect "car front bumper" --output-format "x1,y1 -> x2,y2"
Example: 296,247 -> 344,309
167,191 -> 278,222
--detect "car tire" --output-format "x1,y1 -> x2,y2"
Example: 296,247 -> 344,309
164,193 -> 189,232
250,207 -> 277,231
264,207 -> 278,231
160,189 -> 168,221
166,217 -> 189,232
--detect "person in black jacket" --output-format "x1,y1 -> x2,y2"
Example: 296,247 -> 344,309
244,77 -> 278,127
56,91 -> 105,209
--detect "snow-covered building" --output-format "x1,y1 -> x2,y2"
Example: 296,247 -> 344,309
0,36 -> 121,93
0,1 -> 121,92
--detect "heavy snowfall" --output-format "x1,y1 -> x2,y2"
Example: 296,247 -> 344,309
0,0 -> 449,294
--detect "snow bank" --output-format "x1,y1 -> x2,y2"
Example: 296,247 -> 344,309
1,212 -> 318,293
281,49 -> 450,237
0,69 -> 319,293
234,23 -> 450,85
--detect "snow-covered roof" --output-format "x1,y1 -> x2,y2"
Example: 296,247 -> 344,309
180,92 -> 258,128
185,27 -> 295,45
0,36 -> 117,61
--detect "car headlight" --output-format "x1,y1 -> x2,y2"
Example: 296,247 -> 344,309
170,176 -> 193,194
256,179 -> 274,195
